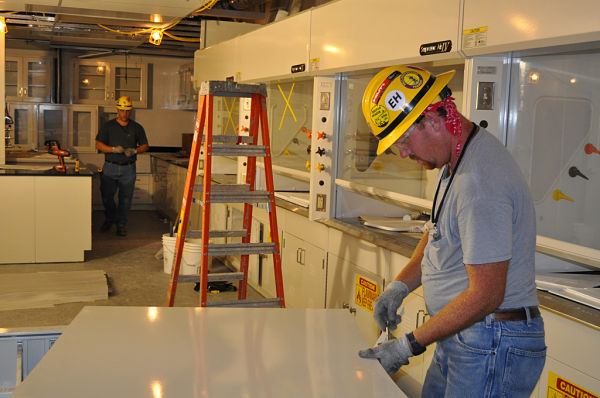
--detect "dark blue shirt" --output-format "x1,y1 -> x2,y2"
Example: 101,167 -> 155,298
96,119 -> 148,163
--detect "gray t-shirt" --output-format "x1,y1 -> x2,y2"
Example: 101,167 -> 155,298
421,128 -> 538,316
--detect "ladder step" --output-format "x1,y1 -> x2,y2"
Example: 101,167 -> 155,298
207,272 -> 244,282
204,298 -> 283,307
192,186 -> 271,204
205,136 -> 255,144
186,229 -> 248,239
177,272 -> 245,284
199,81 -> 267,97
211,144 -> 267,157
208,242 -> 275,256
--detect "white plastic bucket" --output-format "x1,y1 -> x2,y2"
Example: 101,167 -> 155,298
162,234 -> 204,275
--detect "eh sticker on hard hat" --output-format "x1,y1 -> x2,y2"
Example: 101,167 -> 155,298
385,90 -> 406,111
370,105 -> 390,127
400,71 -> 424,89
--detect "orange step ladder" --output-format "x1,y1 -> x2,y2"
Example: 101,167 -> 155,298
166,81 -> 285,308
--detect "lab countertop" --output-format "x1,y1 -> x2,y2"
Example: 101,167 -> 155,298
11,307 -> 407,398
151,152 -> 191,168
0,165 -> 93,176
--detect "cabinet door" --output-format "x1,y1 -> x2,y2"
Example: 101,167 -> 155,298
74,61 -> 109,105
7,102 -> 36,149
37,105 -> 68,151
5,57 -> 21,101
23,57 -> 51,102
0,177 -> 35,263
69,105 -> 98,152
326,252 -> 382,343
282,231 -> 326,308
111,63 -> 148,108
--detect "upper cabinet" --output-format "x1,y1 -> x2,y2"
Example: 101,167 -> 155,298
193,38 -> 239,85
237,11 -> 310,83
310,0 -> 462,73
5,56 -> 52,102
462,0 -> 600,56
73,60 -> 148,108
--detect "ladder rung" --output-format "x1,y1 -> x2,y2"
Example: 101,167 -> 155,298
185,229 -> 248,239
178,272 -> 245,284
194,184 -> 251,193
204,298 -> 283,307
206,136 -> 254,144
178,275 -> 199,283
192,186 -> 271,204
207,272 -> 244,282
207,242 -> 275,256
211,145 -> 267,157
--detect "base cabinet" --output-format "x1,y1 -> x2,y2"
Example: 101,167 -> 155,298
281,231 -> 326,308
0,176 -> 91,263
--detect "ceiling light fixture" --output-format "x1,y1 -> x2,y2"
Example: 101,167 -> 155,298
149,29 -> 163,45
0,18 -> 7,34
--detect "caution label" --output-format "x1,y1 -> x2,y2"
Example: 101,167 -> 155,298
355,275 -> 381,313
547,371 -> 598,398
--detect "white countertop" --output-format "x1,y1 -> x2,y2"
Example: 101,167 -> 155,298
12,306 -> 406,397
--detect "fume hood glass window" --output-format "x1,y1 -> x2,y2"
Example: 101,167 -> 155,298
265,78 -> 313,174
506,53 -> 600,250
337,63 -> 464,202
211,95 -> 240,137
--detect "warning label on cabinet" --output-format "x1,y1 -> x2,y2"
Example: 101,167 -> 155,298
547,371 -> 598,398
355,275 -> 381,313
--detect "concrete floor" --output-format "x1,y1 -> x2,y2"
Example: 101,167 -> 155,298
0,210 -> 262,329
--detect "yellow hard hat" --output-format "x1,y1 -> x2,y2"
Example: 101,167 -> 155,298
362,65 -> 455,155
116,96 -> 133,110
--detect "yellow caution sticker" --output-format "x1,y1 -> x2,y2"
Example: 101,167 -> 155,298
355,275 -> 381,313
370,105 -> 390,127
547,371 -> 598,398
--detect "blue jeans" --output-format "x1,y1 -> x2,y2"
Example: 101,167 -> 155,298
100,161 -> 136,227
421,311 -> 546,398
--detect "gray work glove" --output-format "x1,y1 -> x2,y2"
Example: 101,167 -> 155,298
112,145 -> 124,153
374,281 -> 409,331
124,147 -> 137,157
358,334 -> 414,375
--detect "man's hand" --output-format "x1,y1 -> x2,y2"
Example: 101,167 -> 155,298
358,334 -> 413,375
373,281 -> 409,331
112,145 -> 124,153
124,147 -> 137,157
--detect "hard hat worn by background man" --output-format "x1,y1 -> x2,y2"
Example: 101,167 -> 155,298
116,95 -> 133,110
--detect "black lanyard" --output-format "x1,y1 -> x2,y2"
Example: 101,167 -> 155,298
430,122 -> 478,239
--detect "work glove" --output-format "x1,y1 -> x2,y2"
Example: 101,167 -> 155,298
358,334 -> 414,375
373,281 -> 409,331
112,145 -> 124,153
124,147 -> 137,157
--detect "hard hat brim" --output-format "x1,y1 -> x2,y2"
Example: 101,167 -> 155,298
375,69 -> 456,155
116,106 -> 133,110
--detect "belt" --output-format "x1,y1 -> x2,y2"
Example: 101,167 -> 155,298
486,306 -> 541,322
107,160 -> 135,166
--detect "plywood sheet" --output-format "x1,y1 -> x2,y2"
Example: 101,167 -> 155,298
0,271 -> 108,311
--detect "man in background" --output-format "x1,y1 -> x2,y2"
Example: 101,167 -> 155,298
95,96 -> 149,237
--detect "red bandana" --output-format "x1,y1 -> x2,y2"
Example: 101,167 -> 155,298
424,96 -> 462,157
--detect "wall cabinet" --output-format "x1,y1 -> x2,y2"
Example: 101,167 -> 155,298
37,104 -> 99,153
176,63 -> 197,110
5,56 -> 52,103
73,60 -> 148,108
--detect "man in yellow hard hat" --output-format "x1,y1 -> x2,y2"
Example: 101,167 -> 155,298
358,66 -> 545,397
95,96 -> 149,236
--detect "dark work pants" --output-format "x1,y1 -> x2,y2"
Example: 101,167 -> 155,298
100,161 -> 136,227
